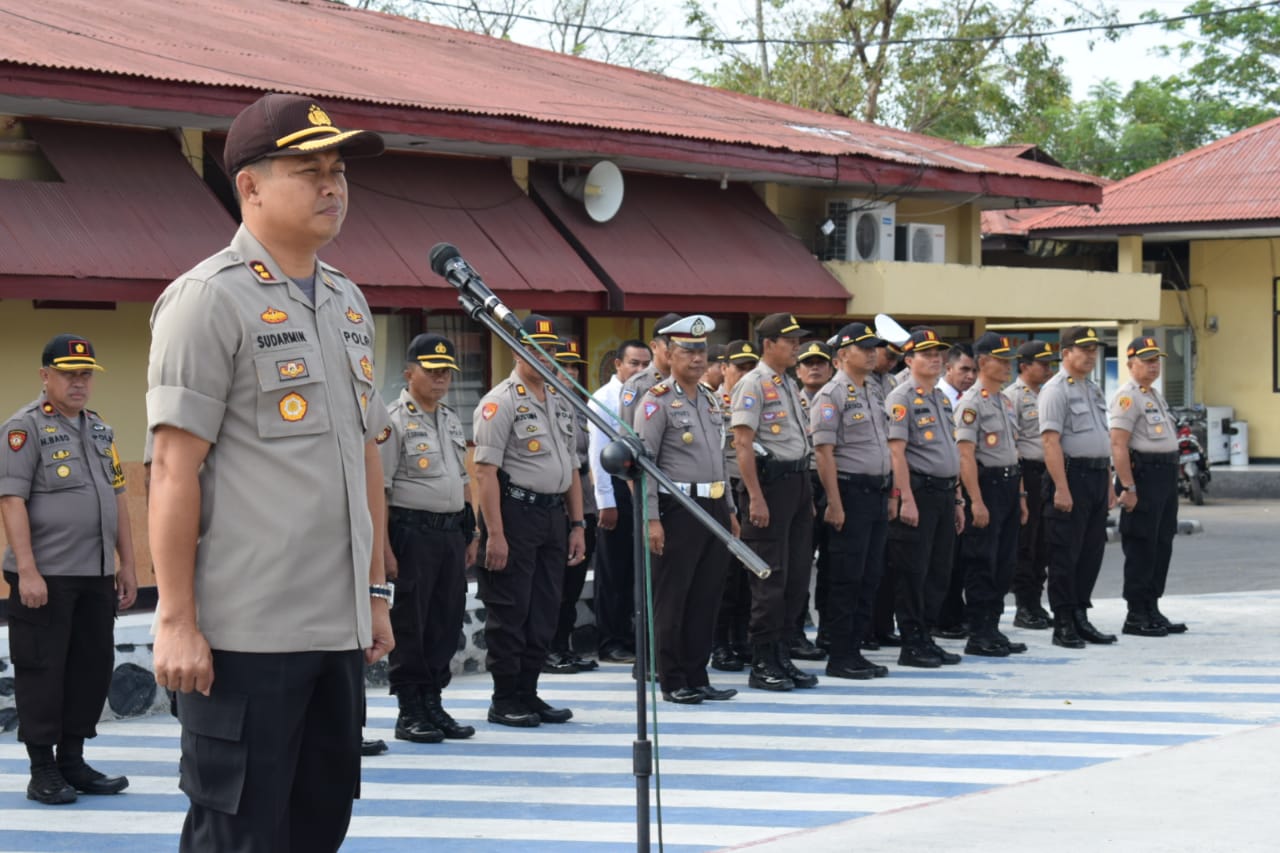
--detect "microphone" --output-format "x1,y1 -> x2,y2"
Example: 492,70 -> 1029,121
428,243 -> 521,333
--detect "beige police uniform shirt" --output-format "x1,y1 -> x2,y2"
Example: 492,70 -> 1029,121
730,362 -> 810,462
147,225 -> 381,653
618,367 -> 664,431
2,399 -> 125,577
884,379 -> 960,477
635,379 -> 730,516
379,389 -> 468,513
1003,378 -> 1045,463
954,385 -> 1020,468
1109,380 -> 1178,453
809,369 -> 891,477
472,371 -> 575,496
1038,370 -> 1110,459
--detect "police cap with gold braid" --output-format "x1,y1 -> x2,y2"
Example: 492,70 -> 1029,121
406,333 -> 460,371
223,93 -> 385,177
42,334 -> 104,372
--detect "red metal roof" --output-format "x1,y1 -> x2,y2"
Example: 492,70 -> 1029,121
529,166 -> 849,315
1027,116 -> 1280,233
0,0 -> 1101,204
0,122 -> 234,300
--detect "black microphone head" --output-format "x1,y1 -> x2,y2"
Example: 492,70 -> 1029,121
429,243 -> 461,276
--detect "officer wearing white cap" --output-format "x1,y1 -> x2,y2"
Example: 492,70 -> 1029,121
883,328 -> 964,668
1005,340 -> 1057,630
379,334 -> 476,744
636,315 -> 739,703
1110,336 -> 1186,637
731,313 -> 818,691
809,322 -> 892,679
954,333 -> 1028,658
1039,326 -> 1117,648
473,315 -> 586,727
3,334 -> 136,805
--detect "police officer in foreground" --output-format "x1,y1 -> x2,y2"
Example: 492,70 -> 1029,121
954,333 -> 1028,658
2,335 -> 136,805
1110,337 -> 1187,637
1005,340 -> 1057,630
473,315 -> 587,727
636,315 -> 740,704
379,334 -> 477,743
731,313 -> 818,691
545,337 -> 600,673
884,328 -> 965,668
1039,326 -> 1118,649
810,322 -> 892,679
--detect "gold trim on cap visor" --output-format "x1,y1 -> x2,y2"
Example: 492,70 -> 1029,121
275,125 -> 343,148
50,356 -> 104,370
417,356 -> 461,371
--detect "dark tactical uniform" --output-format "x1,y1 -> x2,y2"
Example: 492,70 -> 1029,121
3,373 -> 129,801
1110,337 -> 1184,637
1005,341 -> 1055,628
1038,327 -> 1115,647
473,324 -> 581,725
636,375 -> 734,700
379,335 -> 475,742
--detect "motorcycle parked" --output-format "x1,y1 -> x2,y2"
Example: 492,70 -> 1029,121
1176,414 -> 1211,505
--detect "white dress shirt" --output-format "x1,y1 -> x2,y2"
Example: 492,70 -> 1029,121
588,374 -> 624,510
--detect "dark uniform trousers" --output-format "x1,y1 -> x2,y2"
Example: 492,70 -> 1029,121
823,478 -> 888,660
5,573 -> 115,745
870,548 -> 900,641
887,475 -> 957,643
801,473 -> 830,639
554,509 -> 597,653
1043,463 -> 1110,612
386,508 -> 467,695
477,494 -> 567,683
1010,460 -> 1048,604
1119,456 -> 1179,606
714,477 -> 751,651
653,495 -> 731,691
960,471 -> 1021,622
741,470 -> 813,643
593,475 -> 635,654
177,648 -> 363,853
934,530 -> 967,629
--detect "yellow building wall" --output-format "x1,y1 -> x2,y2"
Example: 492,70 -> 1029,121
1188,237 -> 1280,459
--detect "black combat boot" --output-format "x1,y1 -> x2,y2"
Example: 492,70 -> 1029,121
1074,608 -> 1117,644
1123,604 -> 1169,637
56,737 -> 127,795
488,674 -> 540,727
518,670 -> 573,723
395,685 -> 445,743
1150,600 -> 1187,634
26,745 -> 75,805
1052,611 -> 1086,649
747,642 -> 794,691
775,641 -> 819,688
964,612 -> 1009,657
421,692 -> 476,739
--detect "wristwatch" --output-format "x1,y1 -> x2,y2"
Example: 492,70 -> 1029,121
370,583 -> 395,606
570,519 -> 588,529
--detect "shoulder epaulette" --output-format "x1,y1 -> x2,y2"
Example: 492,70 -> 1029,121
651,383 -> 671,397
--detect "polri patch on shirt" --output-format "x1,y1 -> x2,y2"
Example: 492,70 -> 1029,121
482,402 -> 499,421
7,429 -> 26,451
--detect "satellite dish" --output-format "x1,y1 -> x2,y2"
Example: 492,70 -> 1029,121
561,161 -> 625,223
874,313 -> 910,346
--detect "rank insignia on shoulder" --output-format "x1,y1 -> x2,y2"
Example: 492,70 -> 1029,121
482,402 -> 499,421
961,408 -> 977,425
643,401 -> 660,420
516,384 -> 528,397
375,426 -> 392,444
651,384 -> 670,396
42,402 -> 55,414
621,389 -> 636,407
7,429 -> 26,451
980,388 -> 989,398
345,307 -> 364,324
250,260 -> 274,281
406,402 -> 418,413
771,374 -> 782,385
261,306 -> 288,324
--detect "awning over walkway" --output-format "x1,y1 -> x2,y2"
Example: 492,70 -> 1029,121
0,122 -> 235,301
529,165 -> 851,315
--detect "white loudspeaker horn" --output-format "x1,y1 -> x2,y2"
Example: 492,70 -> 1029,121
561,161 -> 625,223
874,313 -> 911,346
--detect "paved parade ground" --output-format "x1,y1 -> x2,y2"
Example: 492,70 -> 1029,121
2,500 -> 1279,851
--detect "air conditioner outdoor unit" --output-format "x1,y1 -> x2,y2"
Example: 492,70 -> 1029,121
895,223 -> 946,263
825,198 -> 896,261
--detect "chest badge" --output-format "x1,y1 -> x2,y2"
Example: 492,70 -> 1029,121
277,358 -> 309,381
923,429 -> 935,441
56,464 -> 71,478
8,429 -> 27,451
261,307 -> 288,324
985,433 -> 999,446
417,457 -> 430,470
51,449 -> 70,460
346,307 -> 364,324
359,355 -> 374,382
527,439 -> 541,452
769,424 -> 781,434
279,393 -> 308,422
682,431 -> 694,444
416,442 -> 429,452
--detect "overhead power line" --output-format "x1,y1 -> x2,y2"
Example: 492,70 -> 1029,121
388,0 -> 1280,49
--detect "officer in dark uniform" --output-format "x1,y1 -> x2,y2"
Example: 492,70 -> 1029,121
1039,326 -> 1118,648
793,341 -> 833,659
884,328 -> 965,668
545,337 -> 600,673
810,322 -> 892,679
954,333 -> 1028,657
636,315 -> 740,704
379,334 -> 477,743
1005,340 -> 1057,629
711,339 -> 759,671
2,334 -> 136,804
731,314 -> 818,692
473,315 -> 587,727
1110,336 -> 1186,637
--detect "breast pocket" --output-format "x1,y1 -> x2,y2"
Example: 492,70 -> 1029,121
1068,399 -> 1091,430
41,445 -> 87,491
253,350 -> 331,439
403,434 -> 445,478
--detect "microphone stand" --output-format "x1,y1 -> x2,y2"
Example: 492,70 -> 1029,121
455,290 -> 770,852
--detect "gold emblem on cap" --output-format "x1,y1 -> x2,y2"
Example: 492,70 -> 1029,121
690,318 -> 706,336
308,105 -> 332,126
435,342 -> 447,354
74,343 -> 85,354
1086,328 -> 1096,338
743,344 -> 753,353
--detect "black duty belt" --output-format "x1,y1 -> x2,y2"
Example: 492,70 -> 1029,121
1020,459 -> 1046,471
503,485 -> 565,508
1065,456 -> 1111,471
909,472 -> 958,491
978,464 -> 1022,480
837,472 -> 893,492
1131,450 -> 1179,466
770,458 -> 810,476
389,507 -> 466,531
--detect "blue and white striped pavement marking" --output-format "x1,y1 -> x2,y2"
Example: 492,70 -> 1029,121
3,591 -> 1279,852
